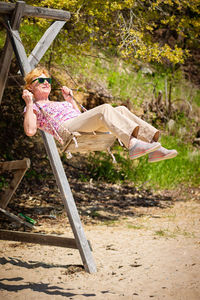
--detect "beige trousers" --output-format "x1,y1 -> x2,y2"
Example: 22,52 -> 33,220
62,104 -> 159,148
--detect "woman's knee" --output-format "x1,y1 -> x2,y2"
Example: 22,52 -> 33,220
99,103 -> 113,113
115,105 -> 129,113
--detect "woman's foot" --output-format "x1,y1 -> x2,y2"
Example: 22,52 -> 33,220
148,146 -> 178,163
129,139 -> 161,160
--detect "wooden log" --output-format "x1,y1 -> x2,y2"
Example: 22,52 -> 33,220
0,229 -> 78,249
0,2 -> 70,21
0,1 -> 25,104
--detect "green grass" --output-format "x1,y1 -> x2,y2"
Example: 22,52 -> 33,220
127,224 -> 145,230
60,51 -> 200,111
193,90 -> 200,107
130,135 -> 200,188
85,134 -> 200,189
0,30 -> 6,48
155,227 -> 196,239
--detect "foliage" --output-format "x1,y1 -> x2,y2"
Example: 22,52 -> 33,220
59,51 -> 200,114
2,0 -> 200,66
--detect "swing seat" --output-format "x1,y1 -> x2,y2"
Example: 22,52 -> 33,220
62,132 -> 116,154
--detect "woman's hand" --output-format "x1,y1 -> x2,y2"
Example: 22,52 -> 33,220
22,89 -> 34,106
23,89 -> 37,136
62,86 -> 80,111
62,86 -> 73,103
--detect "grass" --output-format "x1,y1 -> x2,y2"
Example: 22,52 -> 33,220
130,135 -> 200,189
61,51 -> 200,109
85,134 -> 200,189
0,29 -> 6,49
127,224 -> 145,230
155,228 -> 196,239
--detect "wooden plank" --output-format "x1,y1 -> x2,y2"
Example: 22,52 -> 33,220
28,21 -> 66,69
0,2 -> 70,21
0,158 -> 30,171
10,25 -> 96,273
41,131 -> 97,273
10,29 -> 31,74
0,1 -> 25,105
0,168 -> 29,209
64,132 -> 116,153
0,159 -> 30,209
0,208 -> 33,229
0,230 -> 78,249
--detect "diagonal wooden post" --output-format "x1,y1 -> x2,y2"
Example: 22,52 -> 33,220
28,21 -> 66,69
4,19 -> 96,273
0,1 -> 25,104
0,158 -> 31,209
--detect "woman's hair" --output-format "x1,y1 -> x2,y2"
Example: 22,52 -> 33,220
24,67 -> 50,90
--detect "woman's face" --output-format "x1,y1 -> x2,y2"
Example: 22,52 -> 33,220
30,73 -> 51,100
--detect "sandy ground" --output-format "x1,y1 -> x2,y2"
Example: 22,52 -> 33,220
0,198 -> 200,300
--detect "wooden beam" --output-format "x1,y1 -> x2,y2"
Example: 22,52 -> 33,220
8,23 -> 97,273
0,158 -> 30,209
28,21 -> 66,69
10,29 -> 31,75
41,132 -> 97,273
0,1 -> 25,104
0,158 -> 30,172
0,230 -> 78,249
0,2 -> 70,21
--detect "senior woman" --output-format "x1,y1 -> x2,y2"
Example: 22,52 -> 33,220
22,67 -> 177,162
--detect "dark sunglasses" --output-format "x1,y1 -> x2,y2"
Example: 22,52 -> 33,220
32,77 -> 52,84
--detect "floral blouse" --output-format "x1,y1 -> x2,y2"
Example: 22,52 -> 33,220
24,101 -> 81,144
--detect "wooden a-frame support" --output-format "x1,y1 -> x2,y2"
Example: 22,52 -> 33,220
0,1 -> 96,273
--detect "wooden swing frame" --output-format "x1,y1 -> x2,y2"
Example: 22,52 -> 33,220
0,1 -> 97,273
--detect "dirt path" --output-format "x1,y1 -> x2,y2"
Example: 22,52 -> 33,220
0,196 -> 200,300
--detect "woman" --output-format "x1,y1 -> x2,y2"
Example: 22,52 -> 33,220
22,67 -> 177,162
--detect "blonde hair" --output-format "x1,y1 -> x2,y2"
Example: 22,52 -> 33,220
24,67 -> 50,90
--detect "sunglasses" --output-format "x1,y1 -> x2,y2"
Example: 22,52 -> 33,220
32,77 -> 52,84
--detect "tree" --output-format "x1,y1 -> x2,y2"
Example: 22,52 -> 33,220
2,0 -> 200,66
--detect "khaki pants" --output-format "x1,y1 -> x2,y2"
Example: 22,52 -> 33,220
62,104 -> 159,148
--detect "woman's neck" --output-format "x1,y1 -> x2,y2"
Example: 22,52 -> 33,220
33,90 -> 50,102
34,97 -> 50,103
35,99 -> 50,102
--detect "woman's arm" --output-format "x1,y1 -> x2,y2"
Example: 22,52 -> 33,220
22,89 -> 37,136
62,86 -> 80,111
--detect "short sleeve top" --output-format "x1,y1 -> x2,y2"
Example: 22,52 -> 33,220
24,101 -> 81,144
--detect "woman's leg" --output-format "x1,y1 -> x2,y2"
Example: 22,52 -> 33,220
62,104 -> 139,148
114,107 -> 178,161
61,103 -> 161,160
114,106 -> 160,142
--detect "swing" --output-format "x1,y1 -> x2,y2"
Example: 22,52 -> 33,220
62,131 -> 117,154
34,99 -> 117,158
28,72 -> 118,157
